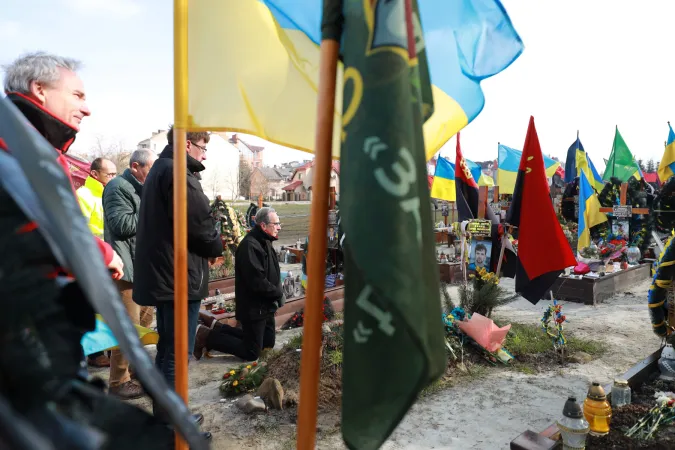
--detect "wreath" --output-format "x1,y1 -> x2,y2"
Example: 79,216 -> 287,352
654,176 -> 675,233
648,235 -> 675,337
595,177 -> 654,255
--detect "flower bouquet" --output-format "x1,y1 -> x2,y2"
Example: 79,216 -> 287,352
219,362 -> 268,397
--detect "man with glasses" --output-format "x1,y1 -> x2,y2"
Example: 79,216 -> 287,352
133,126 -> 221,440
76,157 -> 117,369
193,207 -> 283,362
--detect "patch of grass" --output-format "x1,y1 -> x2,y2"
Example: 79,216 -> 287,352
327,349 -> 343,366
420,364 -> 489,397
286,333 -> 304,350
503,322 -> 606,357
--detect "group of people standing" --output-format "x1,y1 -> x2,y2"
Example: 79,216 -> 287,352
0,51 -> 287,445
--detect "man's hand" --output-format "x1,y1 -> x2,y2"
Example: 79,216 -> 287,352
108,251 -> 124,280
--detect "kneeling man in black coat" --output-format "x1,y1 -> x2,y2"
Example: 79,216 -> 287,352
194,207 -> 283,361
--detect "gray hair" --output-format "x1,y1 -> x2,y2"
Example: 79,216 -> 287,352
255,207 -> 276,225
3,52 -> 82,94
129,149 -> 155,167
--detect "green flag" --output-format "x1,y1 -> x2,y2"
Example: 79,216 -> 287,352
602,126 -> 642,182
338,0 -> 445,448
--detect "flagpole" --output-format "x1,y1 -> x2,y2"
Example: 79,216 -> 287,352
296,24 -> 341,450
173,1 -> 189,449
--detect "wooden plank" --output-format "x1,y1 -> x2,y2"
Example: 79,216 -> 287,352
547,264 -> 650,305
509,430 -> 558,450
478,186 -> 487,219
599,207 -> 649,214
620,183 -> 628,205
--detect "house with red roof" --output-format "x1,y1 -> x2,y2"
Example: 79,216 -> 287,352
282,160 -> 340,201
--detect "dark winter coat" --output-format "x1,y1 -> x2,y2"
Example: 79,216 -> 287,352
234,226 -> 283,320
102,169 -> 143,283
133,145 -> 223,305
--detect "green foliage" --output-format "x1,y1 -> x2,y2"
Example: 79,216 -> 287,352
504,322 -> 606,357
219,362 -> 268,397
459,268 -> 514,318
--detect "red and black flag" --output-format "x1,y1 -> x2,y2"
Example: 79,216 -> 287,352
454,132 -> 479,221
506,117 -> 576,304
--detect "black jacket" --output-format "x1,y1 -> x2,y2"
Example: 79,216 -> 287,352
234,226 -> 283,320
133,145 -> 223,305
102,169 -> 143,283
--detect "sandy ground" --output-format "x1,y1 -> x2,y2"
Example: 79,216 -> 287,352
90,276 -> 662,449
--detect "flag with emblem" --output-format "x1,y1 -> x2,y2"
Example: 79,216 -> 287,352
338,0 -> 445,448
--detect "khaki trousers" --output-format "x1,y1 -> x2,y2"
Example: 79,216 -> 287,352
108,280 -> 154,387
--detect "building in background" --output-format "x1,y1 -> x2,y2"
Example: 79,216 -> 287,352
282,160 -> 340,201
137,129 -> 168,153
250,166 -> 289,201
225,133 -> 264,169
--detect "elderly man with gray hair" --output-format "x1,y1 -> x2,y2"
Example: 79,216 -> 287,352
102,148 -> 157,399
193,207 -> 283,361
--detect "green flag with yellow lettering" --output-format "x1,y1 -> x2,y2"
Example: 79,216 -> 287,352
336,0 -> 445,448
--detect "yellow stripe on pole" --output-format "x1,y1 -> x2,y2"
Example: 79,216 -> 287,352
174,1 -> 189,450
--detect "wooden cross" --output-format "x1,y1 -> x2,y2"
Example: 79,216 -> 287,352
598,183 -> 649,215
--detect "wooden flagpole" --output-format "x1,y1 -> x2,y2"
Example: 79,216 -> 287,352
296,36 -> 340,450
173,0 -> 189,449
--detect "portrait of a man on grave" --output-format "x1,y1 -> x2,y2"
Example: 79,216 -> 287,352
469,240 -> 492,271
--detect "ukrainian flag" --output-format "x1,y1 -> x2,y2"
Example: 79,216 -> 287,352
658,123 -> 675,183
430,157 -> 456,201
179,0 -> 524,160
577,170 -> 608,252
574,140 -> 604,192
497,144 -> 560,194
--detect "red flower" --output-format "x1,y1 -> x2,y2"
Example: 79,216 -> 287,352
223,373 -> 230,379
252,362 -> 258,367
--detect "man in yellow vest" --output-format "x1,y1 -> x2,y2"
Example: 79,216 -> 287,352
77,156 -> 117,367
77,157 -> 117,238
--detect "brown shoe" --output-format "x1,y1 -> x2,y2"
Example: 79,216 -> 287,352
109,381 -> 145,400
193,325 -> 211,360
87,354 -> 110,368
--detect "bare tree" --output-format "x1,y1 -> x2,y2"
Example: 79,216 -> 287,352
89,134 -> 131,171
238,163 -> 253,199
205,166 -> 222,199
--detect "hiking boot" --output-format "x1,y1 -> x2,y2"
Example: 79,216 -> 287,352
192,413 -> 204,426
109,381 -> 145,400
192,325 -> 211,360
87,354 -> 110,368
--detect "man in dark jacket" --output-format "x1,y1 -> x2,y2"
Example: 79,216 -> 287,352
193,207 -> 282,361
134,127 -> 223,427
102,149 -> 157,399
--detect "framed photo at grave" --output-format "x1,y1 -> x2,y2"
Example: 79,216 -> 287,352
612,219 -> 629,240
468,239 -> 492,272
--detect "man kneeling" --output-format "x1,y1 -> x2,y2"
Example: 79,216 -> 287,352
194,207 -> 283,361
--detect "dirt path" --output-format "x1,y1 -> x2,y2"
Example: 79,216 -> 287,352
91,278 -> 661,449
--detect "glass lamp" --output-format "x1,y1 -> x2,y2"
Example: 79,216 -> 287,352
557,396 -> 590,449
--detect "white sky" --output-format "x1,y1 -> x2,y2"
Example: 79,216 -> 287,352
2,0 -> 674,169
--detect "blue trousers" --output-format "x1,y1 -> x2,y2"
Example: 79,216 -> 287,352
154,301 -> 200,392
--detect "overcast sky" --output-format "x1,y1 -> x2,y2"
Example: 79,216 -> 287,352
2,0 -> 674,169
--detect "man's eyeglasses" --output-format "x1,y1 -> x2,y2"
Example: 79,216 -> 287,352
97,171 -> 116,179
190,142 -> 208,153
267,222 -> 281,227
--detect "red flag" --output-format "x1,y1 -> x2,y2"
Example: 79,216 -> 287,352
454,132 -> 479,221
506,117 -> 576,303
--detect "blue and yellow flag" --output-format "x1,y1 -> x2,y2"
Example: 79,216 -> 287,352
430,157 -> 456,201
578,171 -> 608,252
497,144 -> 560,194
658,123 -> 675,183
573,138 -> 604,191
178,0 -> 524,160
